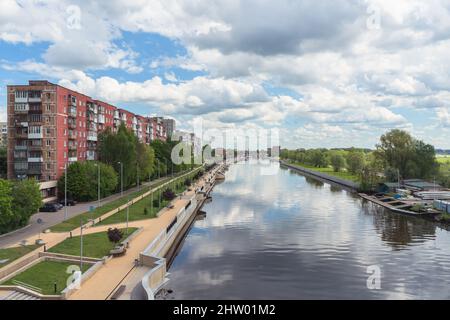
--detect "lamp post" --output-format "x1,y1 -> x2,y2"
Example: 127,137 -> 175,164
136,161 -> 140,192
64,163 -> 68,221
126,195 -> 130,235
94,163 -> 101,208
80,216 -> 84,271
118,162 -> 123,197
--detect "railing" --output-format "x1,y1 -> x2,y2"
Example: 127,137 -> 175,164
12,280 -> 43,294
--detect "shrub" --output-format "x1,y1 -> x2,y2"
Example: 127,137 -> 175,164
107,228 -> 123,244
162,189 -> 175,201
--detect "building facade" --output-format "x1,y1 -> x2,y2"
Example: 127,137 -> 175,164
7,80 -> 169,201
162,118 -> 176,138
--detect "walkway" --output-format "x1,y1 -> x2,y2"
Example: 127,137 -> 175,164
68,172 -> 215,300
0,174 -> 183,248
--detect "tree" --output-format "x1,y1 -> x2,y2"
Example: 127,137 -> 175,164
346,149 -> 365,174
137,142 -> 155,182
0,179 -> 13,234
11,179 -> 42,228
375,129 -> 438,179
330,154 -> 346,172
58,161 -> 118,202
98,124 -> 137,188
0,147 -> 6,179
307,149 -> 328,168
107,228 -> 123,244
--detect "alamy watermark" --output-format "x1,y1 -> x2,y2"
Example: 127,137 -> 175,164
170,117 -> 280,176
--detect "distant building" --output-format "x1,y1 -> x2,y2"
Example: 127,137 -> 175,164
174,130 -> 202,156
162,118 -> 176,139
0,122 -> 7,147
403,179 -> 444,192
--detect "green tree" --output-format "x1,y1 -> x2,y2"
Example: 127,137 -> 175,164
11,179 -> 42,228
58,161 -> 118,202
330,154 -> 346,172
0,179 -> 14,234
98,124 -> 137,188
346,149 -> 365,174
375,129 -> 438,179
0,147 -> 6,179
137,142 -> 155,182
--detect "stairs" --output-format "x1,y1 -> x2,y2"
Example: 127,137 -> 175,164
1,290 -> 40,300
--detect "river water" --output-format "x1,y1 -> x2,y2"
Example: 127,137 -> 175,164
160,162 -> 450,299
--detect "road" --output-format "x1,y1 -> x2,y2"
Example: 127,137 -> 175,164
0,175 -> 177,248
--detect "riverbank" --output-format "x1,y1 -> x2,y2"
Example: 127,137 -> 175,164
280,160 -> 450,228
280,160 -> 360,190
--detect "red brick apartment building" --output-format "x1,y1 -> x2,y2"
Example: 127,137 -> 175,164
7,80 -> 171,202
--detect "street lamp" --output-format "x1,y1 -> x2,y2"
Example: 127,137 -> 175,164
137,162 -> 140,191
80,216 -> 84,271
118,161 -> 123,197
94,163 -> 101,208
59,162 -> 68,221
126,195 -> 130,235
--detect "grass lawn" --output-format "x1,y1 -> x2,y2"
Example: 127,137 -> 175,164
96,175 -> 193,226
50,169 -> 200,233
293,162 -> 361,183
0,245 -> 42,268
48,228 -> 137,259
2,260 -> 90,295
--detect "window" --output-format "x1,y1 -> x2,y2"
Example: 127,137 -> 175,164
46,140 -> 51,147
64,141 -> 67,147
64,152 -> 67,158
64,129 -> 67,136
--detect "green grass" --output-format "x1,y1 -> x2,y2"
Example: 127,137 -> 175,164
96,174 -> 194,226
0,245 -> 42,268
2,260 -> 90,295
50,169 -> 200,233
293,162 -> 360,183
48,228 -> 137,259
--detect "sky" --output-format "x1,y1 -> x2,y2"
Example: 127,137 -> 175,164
0,0 -> 449,150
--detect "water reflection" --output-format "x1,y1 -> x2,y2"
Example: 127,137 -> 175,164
160,163 -> 450,300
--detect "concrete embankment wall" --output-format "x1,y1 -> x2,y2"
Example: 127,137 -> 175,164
139,165 -> 222,300
280,161 -> 359,191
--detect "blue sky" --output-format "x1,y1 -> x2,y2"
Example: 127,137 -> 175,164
1,0 -> 449,149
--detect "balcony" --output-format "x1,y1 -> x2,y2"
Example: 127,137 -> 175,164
28,132 -> 43,139
14,163 -> 28,174
68,108 -> 77,118
28,157 -> 44,163
14,103 -> 29,113
28,97 -> 41,103
14,121 -> 28,127
98,115 -> 105,124
68,121 -> 76,129
114,111 -> 120,119
68,144 -> 77,151
68,157 -> 78,163
28,165 -> 42,175
14,145 -> 28,151
87,132 -> 97,142
87,151 -> 96,161
68,131 -> 77,140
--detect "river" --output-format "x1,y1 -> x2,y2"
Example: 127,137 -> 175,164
159,161 -> 450,299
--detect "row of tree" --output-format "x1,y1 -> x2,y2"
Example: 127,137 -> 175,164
0,179 -> 42,234
57,124 -> 201,202
281,129 -> 446,191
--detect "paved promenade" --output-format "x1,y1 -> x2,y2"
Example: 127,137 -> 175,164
69,171 -> 215,300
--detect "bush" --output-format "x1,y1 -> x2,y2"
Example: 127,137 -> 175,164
107,228 -> 123,244
162,189 -> 175,201
184,178 -> 192,186
152,199 -> 160,208
144,208 -> 149,215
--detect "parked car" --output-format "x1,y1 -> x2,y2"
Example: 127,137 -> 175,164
39,203 -> 61,212
58,198 -> 78,207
